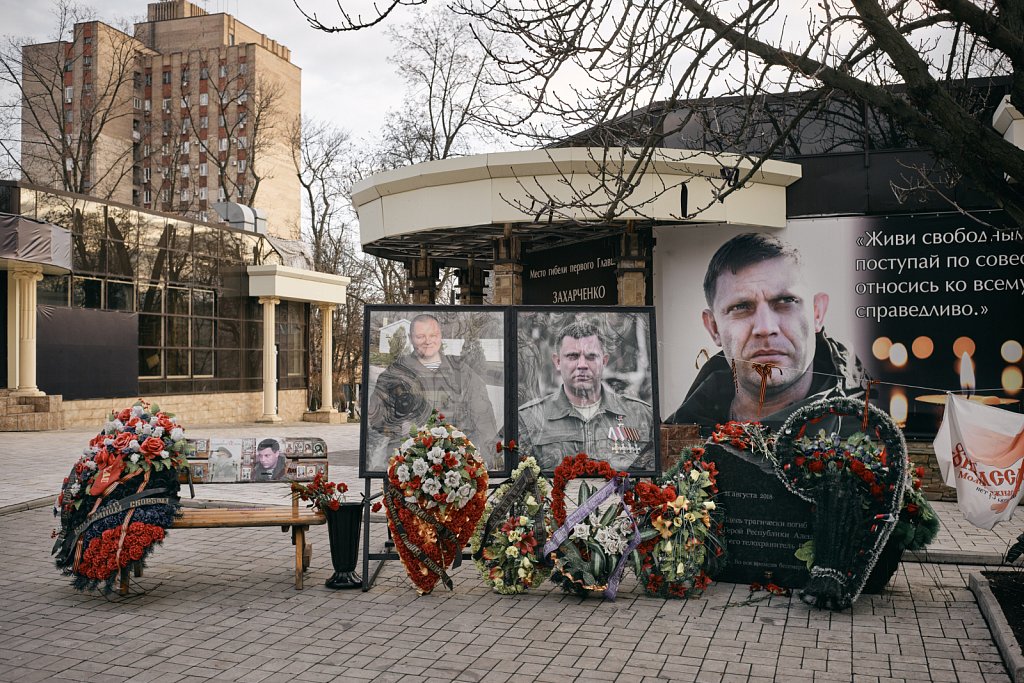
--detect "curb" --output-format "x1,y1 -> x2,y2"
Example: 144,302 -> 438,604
907,548 -> 1006,566
969,571 -> 1024,683
0,496 -> 54,516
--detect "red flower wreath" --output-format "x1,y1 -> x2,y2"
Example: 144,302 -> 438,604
550,453 -> 626,526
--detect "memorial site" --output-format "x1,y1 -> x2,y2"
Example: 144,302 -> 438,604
1,0 -> 1023,681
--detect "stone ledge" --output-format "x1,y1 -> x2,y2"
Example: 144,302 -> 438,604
970,571 -> 1024,683
302,410 -> 348,424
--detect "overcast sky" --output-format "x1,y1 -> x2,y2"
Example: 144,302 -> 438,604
11,0 -> 419,141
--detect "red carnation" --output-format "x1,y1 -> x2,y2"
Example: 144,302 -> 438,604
915,466 -> 926,478
808,460 -> 825,474
906,503 -> 919,515
794,456 -> 806,467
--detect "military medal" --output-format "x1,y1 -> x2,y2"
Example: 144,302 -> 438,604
609,415 -> 642,457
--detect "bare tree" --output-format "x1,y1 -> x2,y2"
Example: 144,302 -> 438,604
0,0 -> 140,200
295,0 -> 1024,225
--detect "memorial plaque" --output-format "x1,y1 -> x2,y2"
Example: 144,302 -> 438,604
706,442 -> 812,587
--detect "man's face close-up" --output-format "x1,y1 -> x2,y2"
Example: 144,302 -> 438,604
703,256 -> 827,398
410,319 -> 443,363
554,334 -> 608,401
257,447 -> 278,469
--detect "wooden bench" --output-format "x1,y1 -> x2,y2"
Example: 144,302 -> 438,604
120,436 -> 329,593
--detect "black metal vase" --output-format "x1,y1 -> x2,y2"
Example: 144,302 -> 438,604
324,502 -> 362,589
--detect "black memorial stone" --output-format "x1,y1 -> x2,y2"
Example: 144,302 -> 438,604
706,441 -> 812,588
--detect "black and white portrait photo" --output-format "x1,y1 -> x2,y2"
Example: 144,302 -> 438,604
361,306 -> 507,475
515,308 -> 658,474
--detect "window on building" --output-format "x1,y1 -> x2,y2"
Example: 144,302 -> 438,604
143,189 -> 152,203
199,115 -> 208,129
239,63 -> 247,75
162,120 -> 172,136
218,138 -> 228,152
237,136 -> 247,149
181,140 -> 190,154
133,97 -> 142,109
199,92 -> 208,106
160,189 -> 171,203
200,67 -> 209,80
181,69 -> 189,85
144,99 -> 151,112
142,144 -> 151,157
237,159 -> 247,173
180,95 -> 189,108
65,157 -> 73,172
64,86 -> 73,103
180,164 -> 189,177
39,275 -> 69,307
72,277 -> 102,309
83,36 -> 92,45
106,281 -> 134,311
218,114 -> 226,128
144,73 -> 152,86
65,108 -> 73,122
218,186 -> 226,201
180,189 -> 191,202
198,162 -> 208,177
219,64 -> 227,78
198,187 -> 207,200
237,90 -> 247,104
143,167 -> 151,182
238,112 -> 247,128
82,83 -> 92,96
162,98 -> 170,113
162,71 -> 172,85
64,60 -> 72,73
181,118 -> 190,133
82,55 -> 91,67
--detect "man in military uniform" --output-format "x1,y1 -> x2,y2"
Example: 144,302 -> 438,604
518,321 -> 653,471
367,313 -> 500,470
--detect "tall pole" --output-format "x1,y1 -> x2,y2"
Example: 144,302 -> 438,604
257,296 -> 282,422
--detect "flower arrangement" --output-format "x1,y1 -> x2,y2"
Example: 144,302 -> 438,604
470,454 -> 553,594
888,463 -> 940,552
290,472 -> 349,512
626,447 -> 724,599
381,410 -> 488,594
774,396 -> 908,610
52,400 -> 188,592
547,454 -> 638,598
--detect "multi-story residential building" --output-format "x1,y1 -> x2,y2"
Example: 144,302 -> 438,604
20,0 -> 300,239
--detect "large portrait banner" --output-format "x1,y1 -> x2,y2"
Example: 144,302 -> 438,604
360,306 -> 508,477
514,307 -> 659,476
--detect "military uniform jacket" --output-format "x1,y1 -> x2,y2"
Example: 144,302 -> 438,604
518,384 -> 653,471
367,354 -> 499,467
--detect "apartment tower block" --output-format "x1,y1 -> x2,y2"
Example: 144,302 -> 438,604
21,0 -> 301,238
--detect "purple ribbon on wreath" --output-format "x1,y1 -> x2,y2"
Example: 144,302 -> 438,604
541,474 -> 641,601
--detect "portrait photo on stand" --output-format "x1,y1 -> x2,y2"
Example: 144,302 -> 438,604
360,306 -> 509,477
514,307 -> 659,476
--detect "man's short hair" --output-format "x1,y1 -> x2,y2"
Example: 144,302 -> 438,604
703,232 -> 802,306
410,313 -> 441,332
554,320 -> 603,351
257,438 -> 279,452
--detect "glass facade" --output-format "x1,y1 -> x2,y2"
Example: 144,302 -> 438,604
1,182 -> 308,396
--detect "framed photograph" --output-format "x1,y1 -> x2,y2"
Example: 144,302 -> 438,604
360,305 -> 509,477
208,438 -> 243,483
514,307 -> 659,476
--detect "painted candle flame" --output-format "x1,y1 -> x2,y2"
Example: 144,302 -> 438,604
959,351 -> 976,395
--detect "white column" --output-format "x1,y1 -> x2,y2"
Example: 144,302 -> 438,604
12,267 -> 44,397
318,303 -> 337,414
257,296 -> 282,422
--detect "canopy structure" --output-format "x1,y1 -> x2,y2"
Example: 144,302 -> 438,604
352,147 -> 802,267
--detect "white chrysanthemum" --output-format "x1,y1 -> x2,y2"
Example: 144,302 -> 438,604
427,446 -> 445,464
458,484 -> 472,499
153,426 -> 164,438
129,439 -> 140,451
84,460 -> 97,470
82,447 -> 92,456
69,482 -> 81,495
505,546 -> 519,557
396,464 -> 411,483
571,523 -> 591,540
130,453 -> 140,464
140,423 -> 153,436
111,419 -> 124,431
450,430 -> 465,439
103,421 -> 115,433
401,438 -> 415,452
103,437 -> 114,447
443,470 -> 461,488
421,477 -> 442,496
170,427 -> 184,441
430,426 -> 448,438
132,405 -> 145,417
412,459 -> 429,476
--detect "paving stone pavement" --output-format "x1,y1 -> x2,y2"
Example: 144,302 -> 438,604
0,424 -> 1022,682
